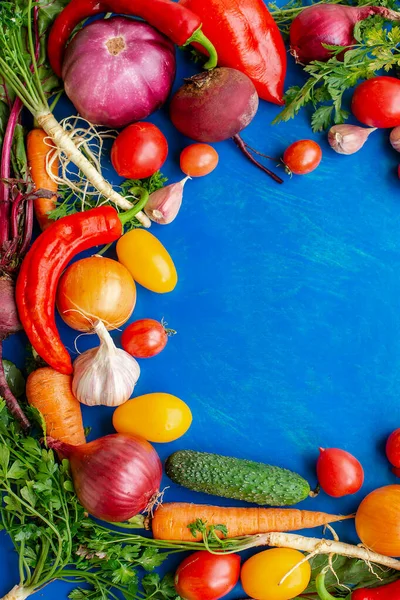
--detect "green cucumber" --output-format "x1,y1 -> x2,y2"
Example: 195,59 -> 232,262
165,450 -> 310,506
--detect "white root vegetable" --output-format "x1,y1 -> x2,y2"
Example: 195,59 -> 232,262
36,111 -> 151,228
1,586 -> 32,600
255,532 -> 400,570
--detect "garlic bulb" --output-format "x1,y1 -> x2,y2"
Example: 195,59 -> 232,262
390,126 -> 400,152
73,320 -> 140,407
328,124 -> 376,155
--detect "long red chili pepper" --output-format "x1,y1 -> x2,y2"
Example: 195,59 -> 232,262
16,199 -> 146,375
316,569 -> 400,600
48,0 -> 218,78
180,0 -> 287,105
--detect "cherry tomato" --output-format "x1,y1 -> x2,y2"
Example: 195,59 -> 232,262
111,122 -> 168,179
121,319 -> 173,358
317,447 -> 364,497
113,392 -> 192,443
386,429 -> 400,469
283,140 -> 322,175
180,144 -> 219,177
116,229 -> 177,293
352,76 -> 400,128
175,551 -> 240,600
241,548 -> 311,600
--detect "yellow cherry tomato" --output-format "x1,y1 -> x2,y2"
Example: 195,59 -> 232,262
241,549 -> 311,600
116,229 -> 177,293
112,393 -> 192,443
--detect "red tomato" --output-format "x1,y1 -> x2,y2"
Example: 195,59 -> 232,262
111,122 -> 168,179
352,77 -> 400,128
175,551 -> 240,600
317,448 -> 364,498
283,140 -> 322,175
180,144 -> 219,177
121,319 -> 172,358
386,429 -> 400,468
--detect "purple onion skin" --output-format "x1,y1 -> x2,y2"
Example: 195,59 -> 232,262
49,433 -> 162,522
62,17 -> 176,128
290,5 -> 400,64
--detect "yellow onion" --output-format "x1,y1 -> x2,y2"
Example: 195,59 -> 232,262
56,255 -> 136,332
355,485 -> 400,556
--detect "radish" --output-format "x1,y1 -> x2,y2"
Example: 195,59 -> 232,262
170,67 -> 283,183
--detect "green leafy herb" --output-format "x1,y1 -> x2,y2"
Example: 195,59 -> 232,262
3,360 -> 25,398
49,170 -> 168,230
273,17 -> 400,131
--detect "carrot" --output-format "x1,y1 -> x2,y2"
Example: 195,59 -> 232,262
26,367 -> 86,446
27,128 -> 58,231
152,502 -> 353,541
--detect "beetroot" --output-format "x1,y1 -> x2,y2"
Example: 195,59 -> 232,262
170,67 -> 258,143
170,68 -> 282,183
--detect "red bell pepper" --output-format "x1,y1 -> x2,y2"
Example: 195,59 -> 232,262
180,0 -> 287,105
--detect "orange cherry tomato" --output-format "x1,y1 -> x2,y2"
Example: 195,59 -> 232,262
180,144 -> 219,177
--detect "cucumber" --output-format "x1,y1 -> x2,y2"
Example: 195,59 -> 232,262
165,450 -> 310,506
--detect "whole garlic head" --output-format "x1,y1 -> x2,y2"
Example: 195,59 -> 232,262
72,320 -> 140,407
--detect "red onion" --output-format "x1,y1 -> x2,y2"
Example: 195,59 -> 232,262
290,4 -> 400,64
48,433 -> 162,522
62,17 -> 176,128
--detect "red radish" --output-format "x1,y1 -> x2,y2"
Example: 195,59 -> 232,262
47,434 -> 162,522
290,4 -> 400,64
62,17 -> 176,128
352,77 -> 400,128
317,448 -> 364,497
170,67 -> 283,183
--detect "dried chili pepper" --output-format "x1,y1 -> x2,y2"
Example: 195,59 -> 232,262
16,197 -> 147,375
180,0 -> 286,105
316,569 -> 400,600
48,0 -> 218,78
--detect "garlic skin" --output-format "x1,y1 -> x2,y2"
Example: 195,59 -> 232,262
390,126 -> 400,152
328,124 -> 376,155
144,177 -> 189,225
72,320 -> 140,407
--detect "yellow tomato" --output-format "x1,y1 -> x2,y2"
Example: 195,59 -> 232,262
112,393 -> 192,443
116,230 -> 177,293
241,549 -> 311,600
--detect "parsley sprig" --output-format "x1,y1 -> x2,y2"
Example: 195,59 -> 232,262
273,17 -> 400,131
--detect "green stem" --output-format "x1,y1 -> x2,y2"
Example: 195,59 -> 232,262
185,28 -> 218,69
315,570 -> 339,600
118,188 -> 149,226
112,515 -> 146,529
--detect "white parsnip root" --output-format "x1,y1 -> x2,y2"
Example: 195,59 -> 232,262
256,532 -> 400,570
37,112 -> 151,228
1,585 -> 32,600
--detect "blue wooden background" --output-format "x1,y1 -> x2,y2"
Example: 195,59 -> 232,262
1,14 -> 400,598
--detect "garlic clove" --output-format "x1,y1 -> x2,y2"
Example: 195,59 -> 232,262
72,320 -> 140,407
328,124 -> 376,155
144,177 -> 189,225
390,126 -> 400,153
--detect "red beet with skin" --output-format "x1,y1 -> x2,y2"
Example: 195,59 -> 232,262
170,67 -> 259,143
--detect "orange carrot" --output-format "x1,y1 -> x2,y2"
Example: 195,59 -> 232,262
27,128 -> 58,231
152,502 -> 353,541
26,367 -> 86,446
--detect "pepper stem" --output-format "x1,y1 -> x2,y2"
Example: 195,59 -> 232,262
118,187 -> 149,227
315,569 -> 339,600
185,28 -> 218,70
